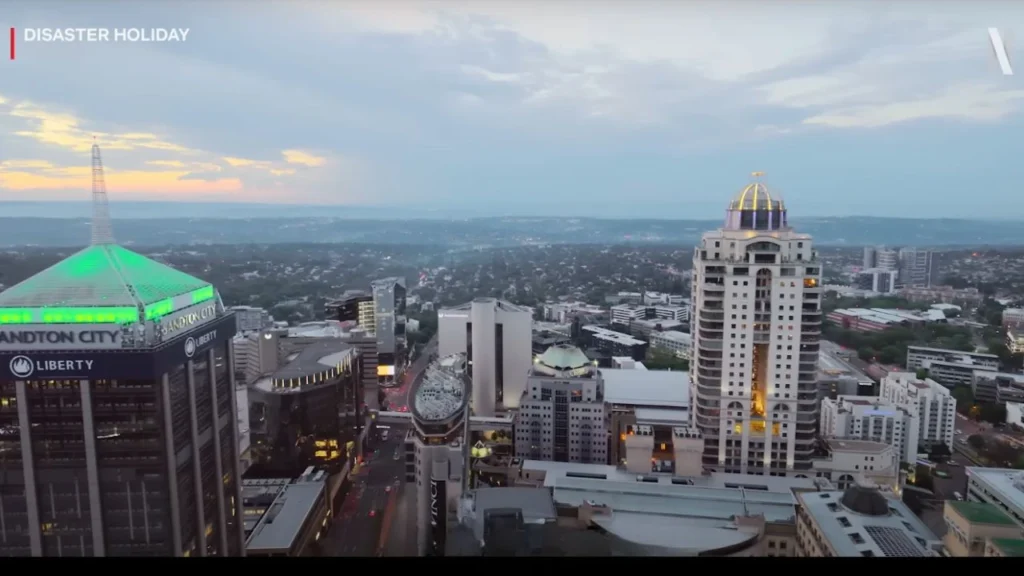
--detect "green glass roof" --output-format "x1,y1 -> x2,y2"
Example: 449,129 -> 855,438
0,244 -> 212,309
947,500 -> 1017,526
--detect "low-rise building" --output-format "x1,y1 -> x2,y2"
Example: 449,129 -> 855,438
942,500 -> 1023,557
811,439 -> 901,491
243,470 -> 331,557
973,371 -> 1024,404
795,485 -> 940,557
648,330 -> 691,359
965,467 -> 1024,528
602,367 -> 690,469
507,459 -> 827,556
906,346 -> 1000,387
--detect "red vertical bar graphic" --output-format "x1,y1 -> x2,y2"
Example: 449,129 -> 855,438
9,28 -> 14,60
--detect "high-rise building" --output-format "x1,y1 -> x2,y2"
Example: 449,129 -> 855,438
690,174 -> 823,475
515,345 -> 607,464
878,372 -> 956,452
324,290 -> 374,329
228,306 -> 272,334
406,353 -> 471,557
0,246 -> 243,557
0,144 -> 243,557
862,246 -> 877,269
371,278 -> 407,384
897,247 -> 933,288
437,298 -> 532,416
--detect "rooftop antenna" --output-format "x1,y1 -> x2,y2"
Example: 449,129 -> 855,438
90,137 -> 115,245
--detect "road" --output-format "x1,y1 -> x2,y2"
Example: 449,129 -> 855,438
383,334 -> 437,412
323,426 -> 409,556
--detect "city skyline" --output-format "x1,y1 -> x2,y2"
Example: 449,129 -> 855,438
1,1 -> 1023,218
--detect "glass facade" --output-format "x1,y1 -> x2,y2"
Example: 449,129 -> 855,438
0,336 -> 244,557
247,351 -> 363,479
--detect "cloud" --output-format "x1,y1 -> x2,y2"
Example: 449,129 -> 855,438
0,92 -> 361,202
282,150 -> 327,167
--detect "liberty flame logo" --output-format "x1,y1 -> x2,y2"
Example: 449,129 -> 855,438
184,337 -> 196,358
9,355 -> 34,378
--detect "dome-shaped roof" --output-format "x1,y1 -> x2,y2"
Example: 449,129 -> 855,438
727,178 -> 785,212
538,344 -> 591,371
840,485 -> 890,517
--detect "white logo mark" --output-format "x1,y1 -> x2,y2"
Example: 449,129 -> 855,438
9,355 -> 33,377
184,337 -> 196,358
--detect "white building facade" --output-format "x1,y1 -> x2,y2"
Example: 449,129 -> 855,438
690,175 -> 823,476
437,298 -> 532,416
879,372 -> 956,451
515,345 -> 607,464
820,396 -> 919,463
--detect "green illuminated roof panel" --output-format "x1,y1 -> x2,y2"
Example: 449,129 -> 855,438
0,244 -> 213,309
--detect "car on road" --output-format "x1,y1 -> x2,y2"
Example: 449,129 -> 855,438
385,486 -> 392,494
369,509 -> 376,517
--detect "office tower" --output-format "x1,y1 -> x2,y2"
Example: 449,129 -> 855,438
228,306 -> 272,334
862,246 -> 877,269
324,290 -> 374,328
408,354 -> 470,556
246,340 -> 363,479
875,248 -> 899,271
515,345 -> 607,464
0,146 -> 242,557
437,298 -> 532,416
690,174 -> 822,475
371,278 -> 407,384
897,247 -> 933,288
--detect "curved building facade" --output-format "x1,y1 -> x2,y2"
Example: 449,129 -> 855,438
690,174 -> 823,476
410,353 -> 471,556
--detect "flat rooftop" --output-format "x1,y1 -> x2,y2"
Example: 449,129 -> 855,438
967,467 -> 1024,513
272,340 -> 354,381
521,460 -> 818,555
798,490 -> 938,557
823,438 -> 892,454
245,479 -> 325,554
947,500 -> 1017,526
601,368 -> 689,409
907,345 -> 998,360
634,407 -> 688,425
582,325 -> 646,347
462,487 -> 557,543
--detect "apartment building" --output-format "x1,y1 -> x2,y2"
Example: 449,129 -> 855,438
943,500 -> 1023,557
906,346 -> 1000,388
879,373 -> 956,452
972,371 -> 1024,404
820,396 -> 919,463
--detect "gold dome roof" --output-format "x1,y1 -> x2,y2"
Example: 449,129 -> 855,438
727,173 -> 785,211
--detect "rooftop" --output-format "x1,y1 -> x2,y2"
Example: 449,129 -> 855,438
966,467 -> 1024,514
990,538 -> 1024,557
581,325 -> 646,347
269,340 -> 355,382
413,353 -> 469,422
601,368 -> 689,409
727,179 -> 785,212
439,298 -> 532,316
245,478 -> 325,553
947,500 -> 1017,526
823,438 -> 893,454
0,244 -> 213,325
797,489 -> 939,557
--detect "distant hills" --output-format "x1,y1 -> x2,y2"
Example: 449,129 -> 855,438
0,202 -> 1020,248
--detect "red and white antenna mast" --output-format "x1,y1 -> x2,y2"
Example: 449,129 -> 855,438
90,137 -> 115,245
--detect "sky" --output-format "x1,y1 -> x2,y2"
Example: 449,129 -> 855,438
1,0 -> 1022,219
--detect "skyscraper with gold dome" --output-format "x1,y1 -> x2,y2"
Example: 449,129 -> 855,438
690,173 -> 822,476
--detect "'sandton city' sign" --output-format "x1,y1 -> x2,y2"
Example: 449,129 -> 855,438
159,304 -> 215,336
0,326 -> 122,351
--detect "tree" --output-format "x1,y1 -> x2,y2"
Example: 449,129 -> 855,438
645,348 -> 689,371
929,443 -> 952,463
951,386 -> 975,412
979,402 -> 1008,425
968,434 -> 986,451
915,368 -> 929,380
